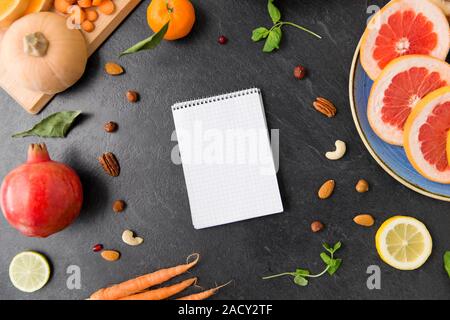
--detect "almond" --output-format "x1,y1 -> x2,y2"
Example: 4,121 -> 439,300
105,62 -> 124,76
353,214 -> 375,227
318,179 -> 335,199
101,250 -> 120,261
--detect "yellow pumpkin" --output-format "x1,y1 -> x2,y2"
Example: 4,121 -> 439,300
0,12 -> 88,94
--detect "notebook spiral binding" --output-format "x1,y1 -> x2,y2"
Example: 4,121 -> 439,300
171,88 -> 261,111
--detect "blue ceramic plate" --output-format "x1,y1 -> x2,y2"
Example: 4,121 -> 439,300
349,43 -> 450,201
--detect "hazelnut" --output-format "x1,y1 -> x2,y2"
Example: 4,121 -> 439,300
355,179 -> 369,193
126,90 -> 139,103
104,121 -> 118,133
311,221 -> 324,233
113,200 -> 126,213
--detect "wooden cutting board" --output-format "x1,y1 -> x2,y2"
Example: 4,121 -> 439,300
0,0 -> 142,114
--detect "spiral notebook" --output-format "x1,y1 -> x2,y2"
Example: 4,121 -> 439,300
172,88 -> 283,229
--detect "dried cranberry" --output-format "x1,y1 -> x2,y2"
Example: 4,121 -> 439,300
218,35 -> 228,45
294,65 -> 307,80
92,244 -> 103,252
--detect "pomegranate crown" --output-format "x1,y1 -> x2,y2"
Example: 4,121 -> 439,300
27,143 -> 51,163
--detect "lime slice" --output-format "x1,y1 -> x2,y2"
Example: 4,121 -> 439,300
375,216 -> 432,270
9,251 -> 51,293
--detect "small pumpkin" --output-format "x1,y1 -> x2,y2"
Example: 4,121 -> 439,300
0,12 -> 88,94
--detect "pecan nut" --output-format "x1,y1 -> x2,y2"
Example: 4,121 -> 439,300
313,97 -> 337,118
99,152 -> 120,177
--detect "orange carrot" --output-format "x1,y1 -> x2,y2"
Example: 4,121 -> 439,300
177,281 -> 232,301
99,0 -> 115,15
119,277 -> 197,300
92,0 -> 102,6
65,0 -> 78,5
90,253 -> 200,300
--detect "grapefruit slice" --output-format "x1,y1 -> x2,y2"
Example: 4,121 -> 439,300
367,55 -> 450,146
360,0 -> 450,80
404,86 -> 450,183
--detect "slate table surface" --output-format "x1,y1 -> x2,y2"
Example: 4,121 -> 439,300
0,0 -> 449,300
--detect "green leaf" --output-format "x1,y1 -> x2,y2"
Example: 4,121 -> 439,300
263,27 -> 282,52
252,27 -> 270,42
322,243 -> 331,251
333,241 -> 342,253
293,275 -> 308,286
320,252 -> 332,265
120,21 -> 169,56
267,0 -> 281,24
12,111 -> 82,138
444,251 -> 450,278
327,259 -> 342,276
295,268 -> 310,276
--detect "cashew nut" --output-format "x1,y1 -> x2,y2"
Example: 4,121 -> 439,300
325,140 -> 346,160
121,230 -> 144,246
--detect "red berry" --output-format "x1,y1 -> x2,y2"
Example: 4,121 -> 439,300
218,35 -> 228,45
92,244 -> 103,252
294,65 -> 307,80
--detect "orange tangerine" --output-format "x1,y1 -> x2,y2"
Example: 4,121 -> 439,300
147,0 -> 195,41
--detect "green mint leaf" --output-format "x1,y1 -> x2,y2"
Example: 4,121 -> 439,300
267,0 -> 281,24
327,259 -> 342,276
295,268 -> 310,276
12,111 -> 82,138
444,251 -> 450,278
252,27 -> 270,42
120,21 -> 169,56
263,27 -> 282,52
320,252 -> 332,265
294,275 -> 308,286
323,243 -> 334,255
333,241 -> 342,253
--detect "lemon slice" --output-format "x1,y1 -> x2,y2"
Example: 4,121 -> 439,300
9,251 -> 51,293
375,216 -> 432,270
0,0 -> 29,28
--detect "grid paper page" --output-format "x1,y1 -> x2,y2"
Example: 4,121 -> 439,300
172,88 -> 283,229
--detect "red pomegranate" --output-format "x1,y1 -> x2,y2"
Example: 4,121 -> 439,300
0,144 -> 83,237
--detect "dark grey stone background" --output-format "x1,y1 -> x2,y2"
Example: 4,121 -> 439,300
0,0 -> 449,300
